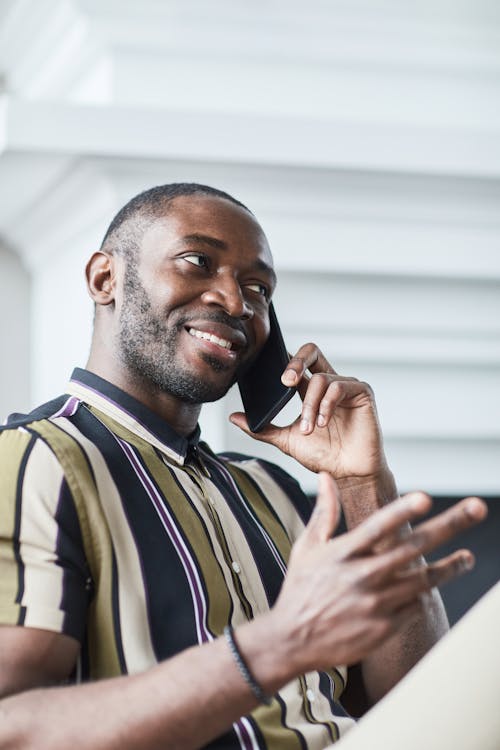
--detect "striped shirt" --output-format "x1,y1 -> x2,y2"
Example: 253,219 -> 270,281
0,368 -> 354,748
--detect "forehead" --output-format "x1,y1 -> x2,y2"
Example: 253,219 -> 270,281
138,195 -> 274,267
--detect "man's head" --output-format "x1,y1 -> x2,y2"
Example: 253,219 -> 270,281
99,183 -> 252,264
86,183 -> 276,409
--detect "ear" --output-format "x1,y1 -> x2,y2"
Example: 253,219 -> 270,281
85,251 -> 117,306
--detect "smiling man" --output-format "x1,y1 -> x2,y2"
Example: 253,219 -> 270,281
0,183 -> 488,750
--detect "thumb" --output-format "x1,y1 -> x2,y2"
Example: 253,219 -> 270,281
229,411 -> 286,446
303,472 -> 342,546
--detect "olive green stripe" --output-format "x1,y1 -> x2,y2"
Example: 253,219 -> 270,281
29,419 -> 121,679
249,700 -> 305,750
0,429 -> 33,625
223,463 -> 293,566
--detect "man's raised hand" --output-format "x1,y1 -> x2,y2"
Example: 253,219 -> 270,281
230,343 -> 386,479
270,473 -> 487,674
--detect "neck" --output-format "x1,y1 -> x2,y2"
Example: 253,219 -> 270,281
86,351 -> 202,437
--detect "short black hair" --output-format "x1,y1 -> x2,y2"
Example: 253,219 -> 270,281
100,183 -> 252,261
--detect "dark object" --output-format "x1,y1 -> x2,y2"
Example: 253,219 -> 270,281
224,625 -> 273,705
238,303 -> 296,432
425,496 -> 500,624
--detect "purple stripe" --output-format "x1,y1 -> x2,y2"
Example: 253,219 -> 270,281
201,450 -> 287,576
119,441 -> 258,750
234,717 -> 258,750
52,396 -> 80,419
117,438 -> 210,644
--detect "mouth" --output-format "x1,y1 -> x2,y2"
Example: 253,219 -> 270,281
187,328 -> 235,351
185,323 -> 248,366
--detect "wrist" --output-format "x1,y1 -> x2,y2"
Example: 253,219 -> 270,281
232,611 -> 305,696
335,468 -> 398,529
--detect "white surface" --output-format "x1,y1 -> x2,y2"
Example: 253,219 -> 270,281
0,0 -> 498,495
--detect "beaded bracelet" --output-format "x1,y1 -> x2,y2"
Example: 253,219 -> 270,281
224,625 -> 272,706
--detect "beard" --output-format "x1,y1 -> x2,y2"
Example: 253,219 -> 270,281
118,264 -> 244,404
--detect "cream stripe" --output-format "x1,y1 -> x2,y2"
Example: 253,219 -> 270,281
60,419 -> 157,673
230,458 -> 309,543
0,429 -> 33,625
19,438 -> 66,632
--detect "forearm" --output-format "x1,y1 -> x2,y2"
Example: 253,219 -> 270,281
337,470 -> 449,706
0,614 -> 293,750
359,589 -> 448,706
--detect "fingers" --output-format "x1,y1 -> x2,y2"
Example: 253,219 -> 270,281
279,344 -> 371,435
375,549 -> 476,611
373,496 -> 487,575
299,376 -> 372,434
281,343 -> 336,387
297,473 -> 342,547
338,491 -> 433,558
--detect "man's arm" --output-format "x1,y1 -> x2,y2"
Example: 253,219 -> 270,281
0,478 -> 486,749
230,344 -> 475,711
337,471 -> 450,711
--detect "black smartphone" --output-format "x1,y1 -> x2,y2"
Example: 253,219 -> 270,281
237,303 -> 296,432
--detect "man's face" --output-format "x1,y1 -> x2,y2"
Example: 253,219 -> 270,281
116,195 -> 276,404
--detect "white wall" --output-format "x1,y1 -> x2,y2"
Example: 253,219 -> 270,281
0,241 -> 31,420
0,0 -> 499,495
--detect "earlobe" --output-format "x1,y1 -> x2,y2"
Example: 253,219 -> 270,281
86,251 -> 116,305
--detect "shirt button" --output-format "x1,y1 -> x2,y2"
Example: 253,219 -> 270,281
306,688 -> 315,702
208,497 -> 216,506
231,561 -> 241,574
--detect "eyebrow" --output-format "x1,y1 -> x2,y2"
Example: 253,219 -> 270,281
180,233 -> 227,251
178,233 -> 277,283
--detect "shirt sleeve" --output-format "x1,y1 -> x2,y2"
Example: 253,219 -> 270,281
0,426 -> 90,641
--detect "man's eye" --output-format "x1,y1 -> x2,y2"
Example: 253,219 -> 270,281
184,254 -> 209,268
245,282 -> 268,298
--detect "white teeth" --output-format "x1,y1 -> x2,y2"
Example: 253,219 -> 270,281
188,328 -> 233,350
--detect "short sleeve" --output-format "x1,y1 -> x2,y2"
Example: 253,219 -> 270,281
0,427 -> 90,641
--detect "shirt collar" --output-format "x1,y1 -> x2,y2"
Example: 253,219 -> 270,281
66,368 -> 200,465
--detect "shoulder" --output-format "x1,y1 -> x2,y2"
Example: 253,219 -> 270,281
0,394 -> 91,482
1,394 -> 72,431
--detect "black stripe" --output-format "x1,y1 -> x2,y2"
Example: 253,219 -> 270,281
318,671 -> 351,720
54,477 -> 93,642
110,550 -> 127,673
219,451 -> 314,526
13,431 -> 37,619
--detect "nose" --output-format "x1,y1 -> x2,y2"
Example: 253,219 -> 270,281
201,277 -> 254,320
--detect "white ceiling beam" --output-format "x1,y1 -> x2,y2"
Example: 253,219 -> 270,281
2,96 -> 500,179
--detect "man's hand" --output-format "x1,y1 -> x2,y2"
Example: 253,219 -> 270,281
230,343 -> 385,479
268,473 -> 487,675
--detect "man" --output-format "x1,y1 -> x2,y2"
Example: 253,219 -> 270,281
0,183 -> 487,749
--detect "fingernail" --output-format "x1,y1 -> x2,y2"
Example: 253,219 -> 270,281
317,414 -> 326,427
283,370 -> 296,386
461,553 -> 475,571
300,418 -> 310,433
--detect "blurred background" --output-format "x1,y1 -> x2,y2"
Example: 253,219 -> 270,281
0,0 -> 499,619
